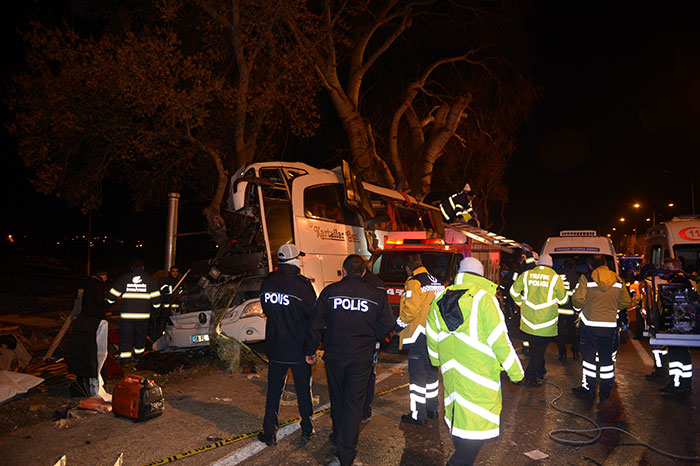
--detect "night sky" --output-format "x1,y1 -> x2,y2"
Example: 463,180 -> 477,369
2,4 -> 700,268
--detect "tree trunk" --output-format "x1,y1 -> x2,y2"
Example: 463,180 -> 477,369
206,275 -> 244,372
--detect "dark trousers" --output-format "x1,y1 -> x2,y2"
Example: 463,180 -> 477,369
407,336 -> 439,421
363,346 -> 379,419
118,318 -> 148,358
524,334 -> 551,381
447,437 -> 484,466
325,356 -> 373,466
557,314 -> 579,356
263,361 -> 313,435
579,323 -> 616,394
668,347 -> 693,388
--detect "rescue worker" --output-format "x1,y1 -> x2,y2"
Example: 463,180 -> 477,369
658,258 -> 696,394
394,254 -> 445,426
258,244 -> 317,446
509,253 -> 567,387
556,259 -> 580,362
439,183 -> 479,227
427,257 -> 524,466
107,259 -> 161,364
159,266 -> 182,313
571,255 -> 631,401
68,270 -> 111,401
304,254 -> 394,466
361,263 -> 386,424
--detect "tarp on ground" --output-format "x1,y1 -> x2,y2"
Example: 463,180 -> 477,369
0,370 -> 44,404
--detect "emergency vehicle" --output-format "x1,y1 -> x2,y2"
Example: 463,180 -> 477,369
156,161 -> 442,349
540,230 -> 620,275
640,216 -> 700,347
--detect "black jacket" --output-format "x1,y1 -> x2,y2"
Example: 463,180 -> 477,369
260,264 -> 317,363
107,267 -> 161,317
305,274 -> 394,362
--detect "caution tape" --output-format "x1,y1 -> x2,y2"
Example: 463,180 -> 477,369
142,382 -> 409,466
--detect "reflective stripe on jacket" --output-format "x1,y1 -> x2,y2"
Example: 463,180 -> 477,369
426,273 -> 523,440
572,265 -> 631,327
107,267 -> 161,318
509,266 -> 566,337
557,269 -> 579,315
397,267 -> 445,349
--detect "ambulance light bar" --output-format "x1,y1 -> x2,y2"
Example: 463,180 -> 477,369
560,230 -> 597,237
385,238 -> 445,246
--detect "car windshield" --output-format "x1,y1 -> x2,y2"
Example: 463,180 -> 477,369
550,253 -> 616,277
674,245 -> 700,275
372,251 -> 457,284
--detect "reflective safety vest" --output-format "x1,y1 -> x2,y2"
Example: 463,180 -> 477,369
107,268 -> 161,319
509,265 -> 567,337
427,273 -> 524,440
396,267 -> 445,349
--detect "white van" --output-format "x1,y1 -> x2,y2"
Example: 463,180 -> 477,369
642,216 -> 700,274
540,230 -> 619,276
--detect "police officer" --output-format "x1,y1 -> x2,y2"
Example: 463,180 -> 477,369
571,255 -> 631,401
427,257 -> 524,465
107,259 -> 161,363
515,248 -> 538,357
395,254 -> 445,426
258,244 -> 317,446
361,262 -> 386,424
304,254 -> 394,466
556,259 -> 580,362
509,253 -> 567,387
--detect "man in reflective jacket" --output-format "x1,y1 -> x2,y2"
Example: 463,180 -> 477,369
427,257 -> 524,466
509,254 -> 567,387
395,254 -> 445,425
107,259 -> 161,363
258,244 -> 317,446
571,255 -> 631,401
304,255 -> 394,466
439,183 -> 479,227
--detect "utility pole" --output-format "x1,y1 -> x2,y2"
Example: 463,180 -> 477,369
165,193 -> 180,270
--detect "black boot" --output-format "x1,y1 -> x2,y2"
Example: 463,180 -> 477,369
645,368 -> 667,383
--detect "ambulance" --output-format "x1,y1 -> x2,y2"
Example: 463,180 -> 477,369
642,216 -> 700,274
540,230 -> 620,276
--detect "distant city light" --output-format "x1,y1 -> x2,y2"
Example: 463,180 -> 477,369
668,203 -> 674,207
619,217 -> 625,222
7,235 -> 14,243
606,234 -> 611,237
613,227 -> 617,231
646,218 -> 651,222
633,203 -> 640,208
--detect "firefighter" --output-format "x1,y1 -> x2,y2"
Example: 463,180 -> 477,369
107,259 -> 161,363
159,266 -> 182,313
509,253 -> 567,387
426,257 -> 524,465
571,255 -> 631,401
556,259 -> 580,362
439,183 -> 479,227
394,254 -> 445,426
304,255 -> 394,466
257,244 -> 317,446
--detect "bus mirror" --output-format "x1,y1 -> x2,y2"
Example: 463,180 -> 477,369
341,160 -> 375,220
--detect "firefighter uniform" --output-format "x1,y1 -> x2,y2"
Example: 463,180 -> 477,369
439,184 -> 479,227
258,256 -> 317,445
426,257 -> 524,465
159,268 -> 182,313
305,269 -> 394,466
509,256 -> 566,386
571,264 -> 631,400
107,265 -> 161,361
395,266 -> 445,424
556,268 -> 580,362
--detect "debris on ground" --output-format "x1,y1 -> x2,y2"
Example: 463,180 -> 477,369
523,449 -> 550,460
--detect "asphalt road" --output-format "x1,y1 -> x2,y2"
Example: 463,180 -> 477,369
1,331 -> 698,466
